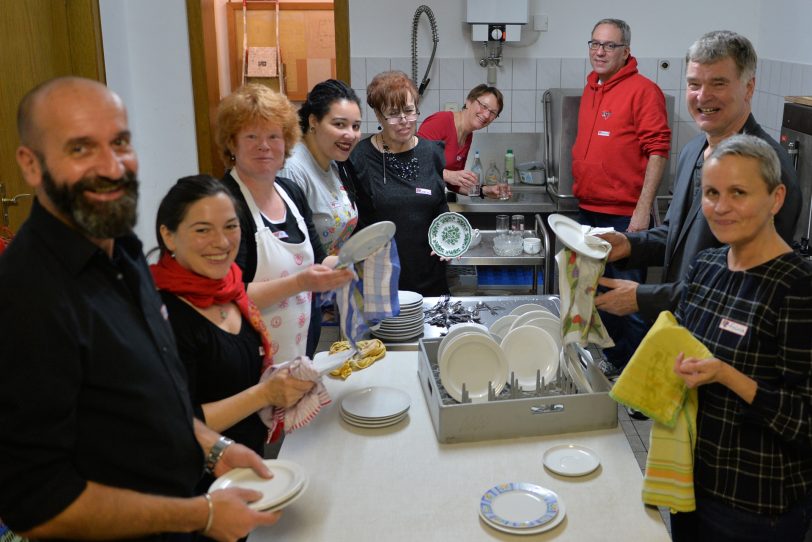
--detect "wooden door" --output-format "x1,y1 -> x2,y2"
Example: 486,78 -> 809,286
0,0 -> 104,236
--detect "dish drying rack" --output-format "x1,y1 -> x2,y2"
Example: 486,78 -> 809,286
418,338 -> 617,443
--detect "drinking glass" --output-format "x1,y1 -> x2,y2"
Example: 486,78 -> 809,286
495,214 -> 509,235
497,170 -> 510,201
510,215 -> 525,235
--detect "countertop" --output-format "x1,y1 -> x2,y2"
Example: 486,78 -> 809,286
448,187 -> 559,214
248,351 -> 670,542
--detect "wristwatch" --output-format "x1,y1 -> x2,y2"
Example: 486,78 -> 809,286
204,436 -> 234,474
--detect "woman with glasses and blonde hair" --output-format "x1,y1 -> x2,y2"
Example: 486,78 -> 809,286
418,84 -> 504,198
349,70 -> 449,296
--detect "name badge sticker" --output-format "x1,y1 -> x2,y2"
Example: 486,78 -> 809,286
273,230 -> 289,239
416,188 -> 432,195
719,318 -> 748,337
597,130 -> 611,137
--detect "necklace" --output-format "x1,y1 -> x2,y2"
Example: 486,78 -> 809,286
378,134 -> 419,184
217,305 -> 228,322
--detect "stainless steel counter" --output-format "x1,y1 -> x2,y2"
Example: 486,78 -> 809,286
448,188 -> 558,213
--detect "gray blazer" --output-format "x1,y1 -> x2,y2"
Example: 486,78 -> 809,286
622,114 -> 801,322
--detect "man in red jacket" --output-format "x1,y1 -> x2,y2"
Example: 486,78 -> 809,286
571,18 -> 671,376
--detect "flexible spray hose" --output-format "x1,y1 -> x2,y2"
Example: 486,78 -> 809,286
411,5 -> 439,101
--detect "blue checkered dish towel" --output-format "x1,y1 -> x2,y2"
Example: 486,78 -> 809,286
333,239 -> 401,347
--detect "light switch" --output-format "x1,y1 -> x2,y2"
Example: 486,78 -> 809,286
533,14 -> 548,32
444,102 -> 460,112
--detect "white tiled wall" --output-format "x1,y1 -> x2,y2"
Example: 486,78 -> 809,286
351,56 -> 812,159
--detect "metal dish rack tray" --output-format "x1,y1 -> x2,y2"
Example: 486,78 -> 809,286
417,338 -> 617,443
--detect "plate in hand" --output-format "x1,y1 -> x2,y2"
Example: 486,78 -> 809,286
336,221 -> 396,268
428,212 -> 472,258
208,459 -> 307,510
547,214 -> 610,260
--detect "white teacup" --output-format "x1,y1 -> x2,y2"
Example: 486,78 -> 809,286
523,237 -> 541,254
469,228 -> 482,248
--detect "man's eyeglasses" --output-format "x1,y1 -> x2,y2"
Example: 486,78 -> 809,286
383,108 -> 420,125
587,40 -> 627,52
475,98 -> 499,119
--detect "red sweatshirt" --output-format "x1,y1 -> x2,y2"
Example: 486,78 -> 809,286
571,56 -> 671,216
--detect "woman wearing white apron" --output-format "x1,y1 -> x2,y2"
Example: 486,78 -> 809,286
216,84 -> 353,362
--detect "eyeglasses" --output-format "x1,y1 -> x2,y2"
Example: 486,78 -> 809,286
383,108 -> 420,125
475,98 -> 499,119
587,40 -> 627,52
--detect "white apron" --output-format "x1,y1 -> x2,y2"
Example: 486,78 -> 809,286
235,178 -> 314,364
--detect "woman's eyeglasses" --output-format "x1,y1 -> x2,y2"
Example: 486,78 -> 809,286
383,108 -> 420,125
475,98 -> 499,119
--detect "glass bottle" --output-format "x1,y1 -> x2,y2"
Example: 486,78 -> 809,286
469,151 -> 483,197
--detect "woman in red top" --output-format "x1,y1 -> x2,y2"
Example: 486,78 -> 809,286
417,84 -> 504,197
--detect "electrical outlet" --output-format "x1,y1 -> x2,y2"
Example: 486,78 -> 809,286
444,102 -> 460,112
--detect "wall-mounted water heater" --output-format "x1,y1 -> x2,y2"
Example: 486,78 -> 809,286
466,0 -> 529,42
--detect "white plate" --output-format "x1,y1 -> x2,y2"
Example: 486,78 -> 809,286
509,303 -> 552,317
521,318 -> 563,350
547,213 -> 610,260
397,290 -> 423,306
341,411 -> 408,428
479,483 -> 565,535
428,212 -> 472,258
565,348 -> 593,393
509,310 -> 560,334
263,474 -> 310,512
437,323 -> 491,362
208,459 -> 307,511
340,405 -> 409,422
439,333 -> 507,403
488,314 -> 519,342
336,221 -> 396,268
340,386 -> 411,419
500,326 -> 559,389
543,444 -> 601,477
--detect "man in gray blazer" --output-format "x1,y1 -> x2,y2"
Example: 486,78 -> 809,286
594,30 -> 801,324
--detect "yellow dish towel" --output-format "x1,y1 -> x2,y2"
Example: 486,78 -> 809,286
328,339 -> 386,380
609,310 -> 711,513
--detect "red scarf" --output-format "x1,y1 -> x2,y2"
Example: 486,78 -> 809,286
150,253 -> 274,372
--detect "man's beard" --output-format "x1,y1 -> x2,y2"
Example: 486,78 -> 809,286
41,167 -> 139,239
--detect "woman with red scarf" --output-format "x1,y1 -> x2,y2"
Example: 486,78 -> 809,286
150,175 -> 314,465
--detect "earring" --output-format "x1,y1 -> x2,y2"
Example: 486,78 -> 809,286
309,126 -> 316,133
229,153 -> 236,162
377,125 -> 382,131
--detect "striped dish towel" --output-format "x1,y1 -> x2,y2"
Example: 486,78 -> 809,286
610,310 -> 710,513
334,239 -> 401,347
642,388 -> 698,512
258,356 -> 331,437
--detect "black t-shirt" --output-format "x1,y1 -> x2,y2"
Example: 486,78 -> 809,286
160,292 -> 267,456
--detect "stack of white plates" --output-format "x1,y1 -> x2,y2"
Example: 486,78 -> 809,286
340,386 -> 411,428
479,482 -> 566,535
371,290 -> 424,341
209,459 -> 309,512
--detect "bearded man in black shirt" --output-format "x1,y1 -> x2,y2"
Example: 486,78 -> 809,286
0,77 -> 281,541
